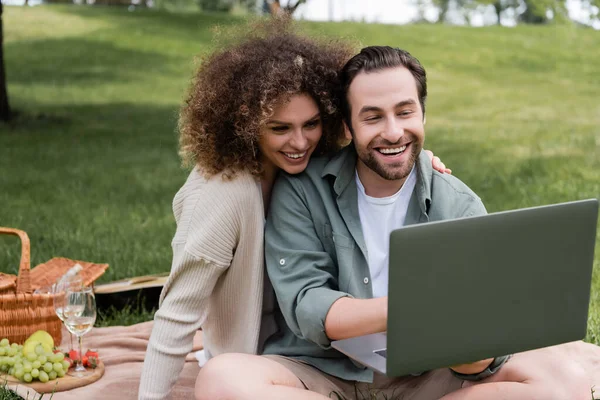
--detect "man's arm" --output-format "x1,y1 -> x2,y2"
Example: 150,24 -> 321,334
324,297 -> 387,340
265,174 -> 352,348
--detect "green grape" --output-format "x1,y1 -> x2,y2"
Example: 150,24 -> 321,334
14,362 -> 23,370
48,353 -> 59,363
53,352 -> 65,362
61,360 -> 70,370
35,344 -> 46,356
0,364 -> 8,373
43,362 -> 53,373
7,347 -> 16,357
38,355 -> 47,364
26,352 -> 37,362
38,370 -> 49,383
48,370 -> 57,380
56,369 -> 65,378
13,368 -> 24,380
32,360 -> 41,369
5,357 -> 14,367
10,343 -> 18,349
44,352 -> 53,359
0,339 -> 9,347
23,364 -> 32,373
52,362 -> 64,373
23,372 -> 32,383
8,367 -> 14,376
31,368 -> 39,378
0,347 -> 6,356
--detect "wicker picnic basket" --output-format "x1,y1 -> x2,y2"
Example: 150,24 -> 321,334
0,227 -> 109,345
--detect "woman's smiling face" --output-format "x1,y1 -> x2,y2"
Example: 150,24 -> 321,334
259,93 -> 323,175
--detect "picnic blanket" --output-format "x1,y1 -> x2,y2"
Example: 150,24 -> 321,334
6,322 -> 203,400
7,323 -> 600,398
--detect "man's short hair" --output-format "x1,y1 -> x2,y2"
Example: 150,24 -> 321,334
340,46 -> 428,130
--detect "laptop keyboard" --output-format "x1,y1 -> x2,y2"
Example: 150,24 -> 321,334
374,349 -> 387,359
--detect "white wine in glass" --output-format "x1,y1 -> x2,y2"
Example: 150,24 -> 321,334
64,286 -> 97,378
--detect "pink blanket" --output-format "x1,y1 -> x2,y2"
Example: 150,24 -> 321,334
21,322 -> 203,400
7,323 -> 600,399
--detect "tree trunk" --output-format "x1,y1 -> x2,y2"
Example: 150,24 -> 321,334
493,1 -> 502,24
283,0 -> 306,14
0,0 -> 11,123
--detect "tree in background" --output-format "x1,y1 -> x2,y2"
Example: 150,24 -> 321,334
265,0 -> 307,15
0,0 -> 10,122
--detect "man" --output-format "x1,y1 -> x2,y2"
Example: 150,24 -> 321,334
195,46 -> 589,400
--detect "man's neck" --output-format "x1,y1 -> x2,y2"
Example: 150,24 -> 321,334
356,159 -> 407,198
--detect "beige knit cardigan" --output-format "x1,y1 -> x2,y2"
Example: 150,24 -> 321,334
138,168 -> 274,399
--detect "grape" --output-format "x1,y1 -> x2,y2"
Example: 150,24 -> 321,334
23,364 -> 32,373
38,370 -> 49,383
0,347 -> 6,356
0,339 -> 9,347
13,368 -> 24,380
7,348 -> 16,357
23,372 -> 32,383
53,362 -> 64,373
35,344 -> 46,356
56,369 -> 65,378
8,367 -> 14,376
51,352 -> 65,362
14,362 -> 23,370
48,370 -> 57,380
0,364 -> 8,373
43,362 -> 53,373
32,360 -> 41,369
38,355 -> 48,364
31,368 -> 40,378
10,343 -> 18,349
61,360 -> 70,370
26,352 -> 37,362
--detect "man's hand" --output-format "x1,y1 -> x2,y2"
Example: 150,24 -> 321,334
449,358 -> 494,375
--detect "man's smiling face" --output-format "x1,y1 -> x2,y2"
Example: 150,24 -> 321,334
345,66 -> 425,184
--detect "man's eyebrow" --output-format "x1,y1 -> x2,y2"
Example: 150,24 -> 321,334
358,100 -> 417,116
266,113 -> 320,125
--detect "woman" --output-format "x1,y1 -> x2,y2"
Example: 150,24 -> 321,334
138,21 -> 449,400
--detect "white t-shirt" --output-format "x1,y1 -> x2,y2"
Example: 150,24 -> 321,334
356,167 -> 417,298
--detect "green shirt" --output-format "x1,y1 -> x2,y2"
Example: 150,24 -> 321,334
263,146 -> 487,382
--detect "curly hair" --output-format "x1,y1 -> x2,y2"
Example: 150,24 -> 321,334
178,20 -> 355,178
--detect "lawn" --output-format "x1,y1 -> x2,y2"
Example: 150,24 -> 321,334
0,6 -> 599,338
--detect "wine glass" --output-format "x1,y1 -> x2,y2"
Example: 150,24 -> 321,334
53,277 -> 84,351
63,286 -> 96,377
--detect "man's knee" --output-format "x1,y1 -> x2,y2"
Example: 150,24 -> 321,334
195,353 -> 247,400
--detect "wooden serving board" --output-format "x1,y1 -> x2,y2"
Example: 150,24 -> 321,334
0,360 -> 104,393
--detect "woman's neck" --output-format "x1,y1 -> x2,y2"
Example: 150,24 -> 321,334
260,159 -> 279,215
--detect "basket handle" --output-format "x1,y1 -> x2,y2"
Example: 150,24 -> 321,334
0,227 -> 32,294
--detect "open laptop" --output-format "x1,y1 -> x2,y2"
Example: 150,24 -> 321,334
332,199 -> 598,377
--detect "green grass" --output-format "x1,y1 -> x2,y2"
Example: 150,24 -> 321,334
0,6 -> 598,341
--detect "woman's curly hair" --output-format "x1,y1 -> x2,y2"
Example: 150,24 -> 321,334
178,20 -> 355,178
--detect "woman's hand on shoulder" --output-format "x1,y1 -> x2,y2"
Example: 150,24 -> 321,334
424,149 -> 452,174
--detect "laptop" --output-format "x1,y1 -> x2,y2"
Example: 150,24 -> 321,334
332,199 -> 598,377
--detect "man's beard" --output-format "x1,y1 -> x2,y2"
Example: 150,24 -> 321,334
357,140 -> 421,181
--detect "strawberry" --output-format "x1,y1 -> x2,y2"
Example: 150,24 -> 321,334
85,349 -> 99,359
82,355 -> 89,367
68,349 -> 79,361
87,355 -> 99,369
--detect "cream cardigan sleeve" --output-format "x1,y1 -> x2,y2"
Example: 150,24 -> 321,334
138,176 -> 244,400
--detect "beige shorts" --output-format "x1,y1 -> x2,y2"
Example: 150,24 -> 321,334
264,355 -> 464,400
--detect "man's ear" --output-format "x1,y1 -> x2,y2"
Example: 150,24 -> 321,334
343,122 -> 353,141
